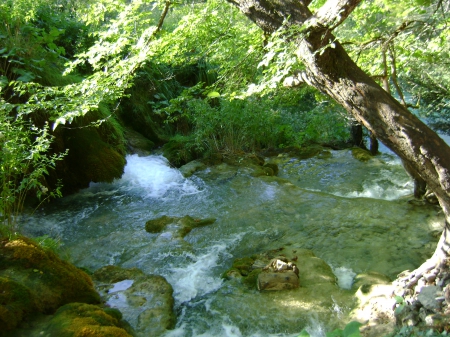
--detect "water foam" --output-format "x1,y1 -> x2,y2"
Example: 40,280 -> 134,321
120,155 -> 201,198
332,266 -> 357,290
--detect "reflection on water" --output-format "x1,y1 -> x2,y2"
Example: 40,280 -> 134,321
22,151 -> 443,336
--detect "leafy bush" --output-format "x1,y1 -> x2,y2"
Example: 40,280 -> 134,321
0,112 -> 66,234
161,84 -> 351,158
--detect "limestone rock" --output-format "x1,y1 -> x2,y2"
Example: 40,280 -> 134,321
418,286 -> 441,310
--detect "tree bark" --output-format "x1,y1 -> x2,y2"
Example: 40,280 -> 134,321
228,0 -> 450,283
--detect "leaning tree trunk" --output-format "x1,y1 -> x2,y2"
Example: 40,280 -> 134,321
228,0 -> 450,286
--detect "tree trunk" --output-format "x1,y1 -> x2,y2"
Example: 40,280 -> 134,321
228,0 -> 450,285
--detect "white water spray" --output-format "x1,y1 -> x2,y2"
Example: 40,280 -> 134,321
119,155 -> 201,198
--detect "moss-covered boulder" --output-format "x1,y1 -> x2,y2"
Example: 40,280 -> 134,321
223,248 -> 336,291
0,237 -> 100,333
162,136 -> 201,167
40,303 -> 133,337
124,127 -> 155,156
62,127 -> 126,193
145,215 -> 216,238
351,147 -> 374,162
92,265 -> 176,337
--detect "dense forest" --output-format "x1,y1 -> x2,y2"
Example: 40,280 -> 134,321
1,0 -> 450,335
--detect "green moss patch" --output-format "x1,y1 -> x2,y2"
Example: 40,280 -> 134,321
0,237 -> 100,332
145,215 -> 216,238
42,303 -> 132,337
351,147 -> 374,162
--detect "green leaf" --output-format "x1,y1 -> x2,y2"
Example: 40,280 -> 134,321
326,329 -> 343,337
343,321 -> 362,337
298,330 -> 311,337
207,91 -> 221,98
394,296 -> 404,304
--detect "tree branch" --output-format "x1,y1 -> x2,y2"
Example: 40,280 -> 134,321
308,0 -> 362,30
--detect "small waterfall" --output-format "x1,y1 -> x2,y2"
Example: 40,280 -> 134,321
117,154 -> 202,198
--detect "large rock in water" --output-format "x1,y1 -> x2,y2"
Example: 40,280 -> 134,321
145,215 -> 216,238
92,265 -> 176,337
257,259 -> 300,291
0,237 -> 101,333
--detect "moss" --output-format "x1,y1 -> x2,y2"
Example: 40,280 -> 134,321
286,144 -> 323,159
351,147 -> 374,162
62,127 -> 126,193
145,215 -> 174,233
92,265 -> 145,283
162,135 -> 200,167
263,163 -> 279,176
242,269 -> 262,288
0,237 -> 100,332
145,215 -> 216,237
0,277 -> 34,331
230,257 -> 256,277
43,303 -> 132,337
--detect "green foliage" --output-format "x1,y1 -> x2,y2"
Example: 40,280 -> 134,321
0,112 -> 66,234
161,83 -> 350,157
153,0 -> 264,92
33,234 -> 62,253
337,0 -> 450,124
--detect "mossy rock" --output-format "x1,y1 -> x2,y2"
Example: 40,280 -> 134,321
0,277 -> 34,331
231,257 -> 257,276
145,215 -> 175,234
92,265 -> 145,284
92,265 -> 176,336
351,147 -> 374,162
286,144 -> 323,160
162,137 -> 200,167
145,215 -> 216,238
124,127 -> 155,156
62,127 -> 126,193
41,303 -> 133,337
0,237 -> 100,332
263,163 -> 279,176
223,248 -> 336,290
179,160 -> 207,178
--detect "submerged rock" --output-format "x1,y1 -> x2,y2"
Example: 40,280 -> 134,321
223,248 -> 336,291
0,237 -> 100,333
179,160 -> 206,177
93,265 -> 176,337
145,215 -> 216,238
351,147 -> 374,162
258,270 -> 300,291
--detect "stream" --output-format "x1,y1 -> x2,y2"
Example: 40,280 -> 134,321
21,148 -> 444,336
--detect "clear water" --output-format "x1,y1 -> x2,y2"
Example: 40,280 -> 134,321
21,151 -> 443,336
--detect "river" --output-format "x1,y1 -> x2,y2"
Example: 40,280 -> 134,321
21,148 -> 443,336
